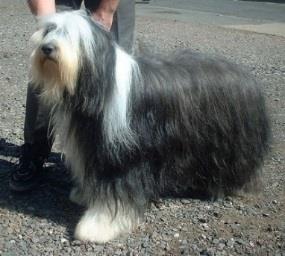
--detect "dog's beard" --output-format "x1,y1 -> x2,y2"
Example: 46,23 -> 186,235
38,56 -> 59,80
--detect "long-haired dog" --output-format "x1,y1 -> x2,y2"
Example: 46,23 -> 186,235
30,10 -> 271,243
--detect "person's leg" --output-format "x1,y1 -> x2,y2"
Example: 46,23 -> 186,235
85,0 -> 135,54
24,85 -> 54,155
10,0 -> 83,192
9,84 -> 53,192
111,0 -> 135,54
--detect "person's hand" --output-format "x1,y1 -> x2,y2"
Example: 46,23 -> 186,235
27,0 -> 56,16
91,0 -> 119,30
92,10 -> 114,30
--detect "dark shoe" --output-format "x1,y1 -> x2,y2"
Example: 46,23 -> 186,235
9,143 -> 45,192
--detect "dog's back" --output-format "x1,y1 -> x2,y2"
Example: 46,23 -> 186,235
132,50 -> 271,198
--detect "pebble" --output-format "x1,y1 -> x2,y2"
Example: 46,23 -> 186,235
61,238 -> 69,245
71,240 -> 82,246
181,199 -> 191,204
249,241 -> 255,247
218,243 -> 225,250
141,242 -> 148,248
200,249 -> 211,256
213,211 -> 222,218
201,223 -> 209,231
235,239 -> 246,245
272,200 -> 278,205
198,215 -> 207,223
213,239 -> 219,244
226,238 -> 235,248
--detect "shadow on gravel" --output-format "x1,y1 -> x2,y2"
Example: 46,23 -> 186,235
0,138 -> 83,239
0,138 -> 209,239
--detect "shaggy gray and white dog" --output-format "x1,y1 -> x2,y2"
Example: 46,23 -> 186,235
30,10 -> 270,243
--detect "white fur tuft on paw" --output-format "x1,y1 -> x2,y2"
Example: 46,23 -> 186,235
74,206 -> 138,243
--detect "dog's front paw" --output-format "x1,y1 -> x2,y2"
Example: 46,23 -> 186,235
69,187 -> 86,206
74,206 -> 139,243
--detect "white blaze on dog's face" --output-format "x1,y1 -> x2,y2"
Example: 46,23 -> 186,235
30,11 -> 95,102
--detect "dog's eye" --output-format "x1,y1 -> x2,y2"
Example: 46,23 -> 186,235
43,24 -> 57,36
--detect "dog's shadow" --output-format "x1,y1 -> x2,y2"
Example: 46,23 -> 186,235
0,138 -> 211,239
0,138 -> 83,238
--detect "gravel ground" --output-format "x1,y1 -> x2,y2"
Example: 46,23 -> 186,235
0,1 -> 284,255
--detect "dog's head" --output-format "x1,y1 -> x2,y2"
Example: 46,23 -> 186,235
30,10 -> 112,104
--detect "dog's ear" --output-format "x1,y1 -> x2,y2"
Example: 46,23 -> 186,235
30,28 -> 45,45
74,47 -> 116,117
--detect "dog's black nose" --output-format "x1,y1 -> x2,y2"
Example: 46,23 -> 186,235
41,44 -> 55,56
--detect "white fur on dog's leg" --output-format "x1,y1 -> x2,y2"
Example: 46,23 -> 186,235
74,204 -> 139,243
69,187 -> 86,206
